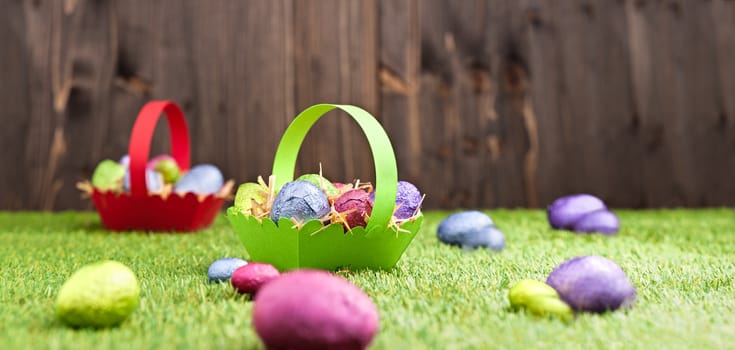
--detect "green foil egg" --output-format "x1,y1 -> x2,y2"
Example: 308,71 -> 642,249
91,160 -> 126,191
296,174 -> 340,197
234,182 -> 267,214
508,279 -> 572,321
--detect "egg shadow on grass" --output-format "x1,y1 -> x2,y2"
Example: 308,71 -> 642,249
204,279 -> 254,303
71,220 -> 108,233
45,316 -> 128,332
332,265 -> 414,281
504,306 -> 578,323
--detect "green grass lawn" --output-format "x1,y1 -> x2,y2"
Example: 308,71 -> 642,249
1,209 -> 735,350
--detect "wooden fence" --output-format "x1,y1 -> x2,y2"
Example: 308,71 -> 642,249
1,0 -> 734,210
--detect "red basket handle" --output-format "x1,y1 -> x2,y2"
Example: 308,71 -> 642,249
128,101 -> 191,198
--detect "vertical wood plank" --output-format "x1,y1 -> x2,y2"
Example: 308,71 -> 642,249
0,0 -> 31,209
184,0 -> 294,185
525,0 -> 643,207
623,0 -> 734,206
292,0 -> 377,184
378,0 -> 422,184
18,0 -> 58,210
55,0 -> 119,210
16,0 -> 119,210
417,0 -> 533,208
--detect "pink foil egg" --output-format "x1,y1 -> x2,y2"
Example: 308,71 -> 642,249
231,263 -> 280,295
334,189 -> 373,229
253,270 -> 379,350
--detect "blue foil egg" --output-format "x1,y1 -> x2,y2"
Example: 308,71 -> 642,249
119,154 -> 130,168
123,168 -> 164,193
207,257 -> 248,283
437,210 -> 505,251
270,180 -> 330,224
174,164 -> 224,195
460,226 -> 506,251
437,211 -> 494,245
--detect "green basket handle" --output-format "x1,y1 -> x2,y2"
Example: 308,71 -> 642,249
272,104 -> 398,231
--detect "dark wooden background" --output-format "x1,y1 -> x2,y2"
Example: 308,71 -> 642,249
1,0 -> 734,211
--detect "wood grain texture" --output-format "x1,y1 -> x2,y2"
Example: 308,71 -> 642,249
0,0 -> 31,210
1,0 -> 734,210
292,0 -> 377,184
527,0 -> 644,208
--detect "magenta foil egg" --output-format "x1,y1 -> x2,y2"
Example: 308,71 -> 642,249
334,189 -> 373,229
231,263 -> 280,295
253,270 -> 379,350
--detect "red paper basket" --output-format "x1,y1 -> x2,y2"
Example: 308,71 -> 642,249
90,101 -> 228,232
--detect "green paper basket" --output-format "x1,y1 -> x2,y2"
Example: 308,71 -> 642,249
226,103 -> 423,271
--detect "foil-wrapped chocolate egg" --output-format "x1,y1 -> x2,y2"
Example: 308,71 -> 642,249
147,154 -> 181,184
234,182 -> 268,214
374,181 -> 422,219
270,180 -> 330,224
297,174 -> 340,197
91,160 -> 126,191
334,189 -> 373,229
123,168 -> 164,193
174,164 -> 224,195
253,270 -> 379,350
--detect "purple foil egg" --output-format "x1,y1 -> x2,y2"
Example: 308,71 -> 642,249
573,209 -> 620,234
547,194 -> 607,230
371,181 -> 422,220
253,270 -> 379,350
546,256 -> 636,313
334,189 -> 373,229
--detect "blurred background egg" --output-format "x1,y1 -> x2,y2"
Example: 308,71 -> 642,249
91,160 -> 126,191
460,226 -> 505,252
174,164 -> 224,195
572,209 -> 620,234
547,194 -> 606,230
123,168 -> 164,193
147,154 -> 181,184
